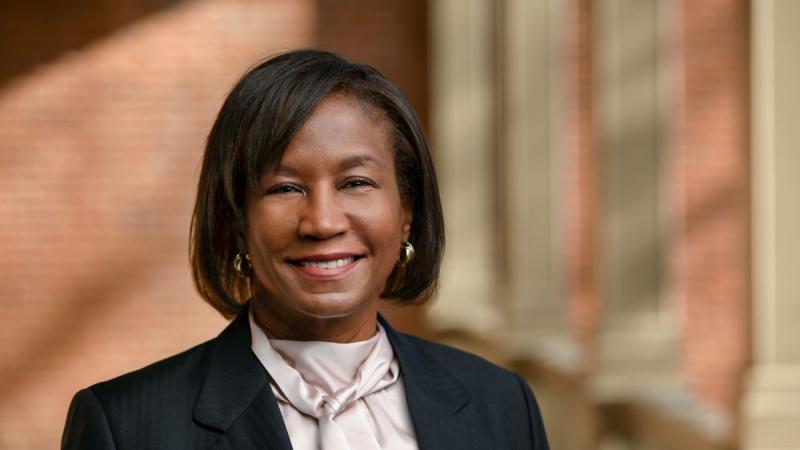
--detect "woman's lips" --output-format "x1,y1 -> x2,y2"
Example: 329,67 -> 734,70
290,255 -> 362,279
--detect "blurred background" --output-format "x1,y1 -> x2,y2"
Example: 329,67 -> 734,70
0,0 -> 797,449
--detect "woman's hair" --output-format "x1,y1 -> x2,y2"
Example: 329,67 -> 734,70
190,49 -> 445,319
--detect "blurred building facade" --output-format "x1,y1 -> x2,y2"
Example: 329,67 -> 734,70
427,0 -> 799,449
0,0 -> 797,449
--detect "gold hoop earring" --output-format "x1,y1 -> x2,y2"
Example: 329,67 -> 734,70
398,241 -> 415,268
233,252 -> 252,278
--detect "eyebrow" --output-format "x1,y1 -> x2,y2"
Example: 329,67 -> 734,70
273,164 -> 299,177
338,154 -> 384,171
272,153 -> 384,176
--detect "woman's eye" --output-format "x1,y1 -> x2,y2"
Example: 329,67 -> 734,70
342,178 -> 375,189
267,184 -> 302,195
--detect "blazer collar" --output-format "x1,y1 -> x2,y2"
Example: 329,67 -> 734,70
193,311 -> 488,450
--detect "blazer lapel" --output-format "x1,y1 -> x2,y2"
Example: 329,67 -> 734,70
380,316 -> 493,450
193,314 -> 293,450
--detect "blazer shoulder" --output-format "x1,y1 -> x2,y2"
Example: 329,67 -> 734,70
64,338 -> 223,450
88,337 -> 213,407
62,388 -> 117,450
396,332 -> 550,449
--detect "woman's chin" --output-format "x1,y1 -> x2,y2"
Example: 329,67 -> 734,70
294,293 -> 375,320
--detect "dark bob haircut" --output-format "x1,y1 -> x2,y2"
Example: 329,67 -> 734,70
190,49 -> 445,319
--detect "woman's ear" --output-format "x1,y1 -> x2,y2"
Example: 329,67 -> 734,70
401,200 -> 412,242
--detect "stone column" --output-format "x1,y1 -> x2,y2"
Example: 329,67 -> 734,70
499,0 -> 569,355
591,0 -> 680,401
743,0 -> 800,447
427,0 -> 501,335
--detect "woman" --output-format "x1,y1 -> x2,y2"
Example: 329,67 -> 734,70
62,49 -> 549,450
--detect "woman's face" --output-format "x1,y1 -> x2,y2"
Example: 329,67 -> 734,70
245,94 -> 411,341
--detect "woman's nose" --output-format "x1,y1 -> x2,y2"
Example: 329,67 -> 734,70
297,191 -> 349,239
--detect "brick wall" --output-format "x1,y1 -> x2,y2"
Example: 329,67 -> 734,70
0,1 -> 315,448
669,0 -> 750,412
0,0 -> 182,86
563,0 -> 600,349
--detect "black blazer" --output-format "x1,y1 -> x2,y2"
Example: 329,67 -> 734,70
62,313 -> 549,450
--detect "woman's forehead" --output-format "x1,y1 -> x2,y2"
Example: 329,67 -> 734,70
269,96 -> 392,165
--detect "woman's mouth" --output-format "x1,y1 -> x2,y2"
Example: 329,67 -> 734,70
299,256 -> 355,269
290,254 -> 363,279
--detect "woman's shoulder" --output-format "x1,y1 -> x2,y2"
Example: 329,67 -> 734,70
86,338 -> 213,406
87,315 -> 251,399
390,330 -> 549,448
63,339 -> 223,450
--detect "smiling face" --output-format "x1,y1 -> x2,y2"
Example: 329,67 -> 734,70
245,94 -> 411,342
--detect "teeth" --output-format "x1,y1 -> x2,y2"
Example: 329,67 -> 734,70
300,257 -> 355,269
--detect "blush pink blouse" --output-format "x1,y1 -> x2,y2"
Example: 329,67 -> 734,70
249,312 -> 419,450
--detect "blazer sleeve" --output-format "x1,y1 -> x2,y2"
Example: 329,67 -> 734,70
512,373 -> 550,450
62,388 -> 117,450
